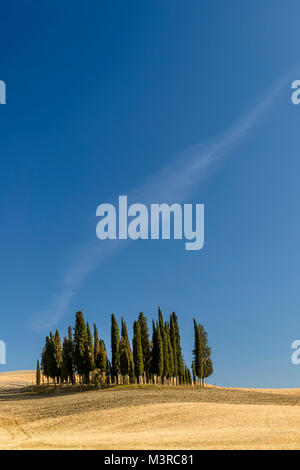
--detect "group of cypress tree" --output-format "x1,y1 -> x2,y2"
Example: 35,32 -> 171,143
39,308 -> 213,386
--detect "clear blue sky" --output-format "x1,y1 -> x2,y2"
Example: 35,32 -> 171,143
1,0 -> 300,387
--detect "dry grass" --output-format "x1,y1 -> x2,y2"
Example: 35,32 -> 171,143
1,370 -> 300,449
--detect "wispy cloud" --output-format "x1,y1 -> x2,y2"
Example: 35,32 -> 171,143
30,71 -> 290,331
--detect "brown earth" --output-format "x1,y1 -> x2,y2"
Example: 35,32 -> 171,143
1,370 -> 300,449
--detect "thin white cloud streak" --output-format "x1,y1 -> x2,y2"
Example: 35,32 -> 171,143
31,70 -> 291,330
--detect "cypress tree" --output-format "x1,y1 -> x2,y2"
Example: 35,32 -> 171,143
199,324 -> 213,385
121,317 -> 134,382
193,319 -> 204,386
151,320 -> 157,376
94,324 -> 101,369
192,361 -> 197,385
165,322 -> 174,379
151,321 -> 163,378
42,333 -> 58,383
53,330 -> 63,383
119,337 -> 130,379
204,358 -> 213,382
36,359 -> 41,385
41,336 -> 51,383
41,332 -> 58,384
156,321 -> 164,378
187,367 -> 192,385
133,321 -> 144,381
138,312 -> 151,379
158,308 -> 169,381
105,357 -> 111,384
85,321 -> 95,383
170,313 -> 184,383
62,337 -> 69,383
184,365 -> 188,384
170,316 -> 178,378
158,307 -> 164,335
121,318 -> 132,358
111,314 -> 120,381
152,322 -> 164,377
74,311 -> 88,382
62,326 -> 74,384
99,339 -> 107,375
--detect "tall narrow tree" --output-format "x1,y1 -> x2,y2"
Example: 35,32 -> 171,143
152,321 -> 163,379
192,361 -> 197,385
62,326 -> 74,384
86,322 -> 95,383
119,337 -> 130,380
138,312 -> 151,379
111,314 -> 120,382
74,311 -> 88,383
53,330 -> 63,384
121,317 -> 134,382
99,339 -> 107,375
193,319 -> 204,386
94,324 -> 101,369
199,324 -> 213,385
41,336 -> 51,383
170,316 -> 178,378
158,308 -> 169,381
165,322 -> 174,379
36,360 -> 41,386
170,313 -> 184,383
133,321 -> 144,381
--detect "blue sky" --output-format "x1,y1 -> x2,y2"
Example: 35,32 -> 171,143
1,0 -> 300,387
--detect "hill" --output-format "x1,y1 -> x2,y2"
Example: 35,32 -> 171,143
0,370 -> 300,449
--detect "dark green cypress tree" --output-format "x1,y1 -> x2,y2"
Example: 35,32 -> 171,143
199,324 -> 213,385
105,357 -> 111,384
188,367 -> 192,385
151,321 -> 163,378
44,333 -> 58,383
169,316 -> 178,378
53,330 -> 63,383
204,358 -> 213,381
193,319 -> 204,386
85,321 -> 95,383
151,320 -> 157,376
62,326 -> 74,384
192,361 -> 197,385
36,359 -> 41,385
184,365 -> 188,385
42,332 -> 57,384
41,336 -> 51,383
121,318 -> 132,357
111,314 -> 120,381
165,322 -> 174,378
158,307 -> 164,334
156,321 -> 164,378
157,308 -> 169,380
133,321 -> 144,381
121,317 -> 134,382
138,312 -> 151,379
119,337 -> 130,379
99,339 -> 107,375
74,311 -> 88,382
94,324 -> 101,369
170,313 -> 184,383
